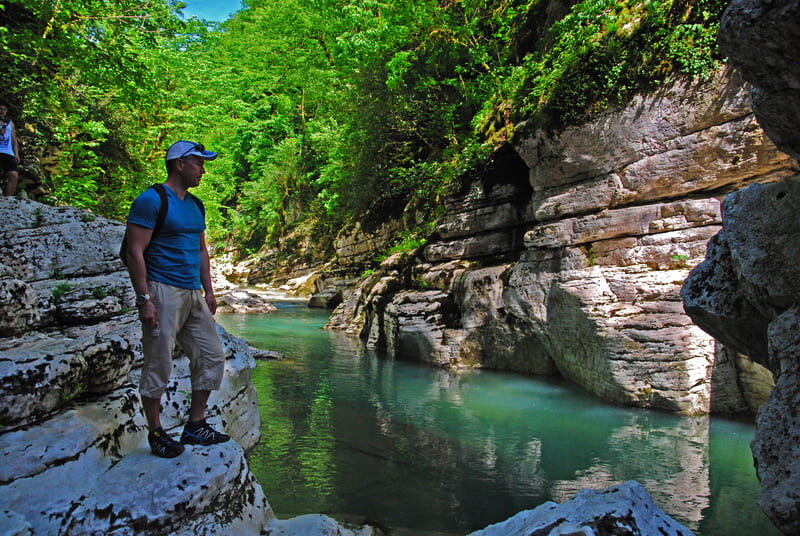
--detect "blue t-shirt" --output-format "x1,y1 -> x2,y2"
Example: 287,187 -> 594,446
127,185 -> 206,289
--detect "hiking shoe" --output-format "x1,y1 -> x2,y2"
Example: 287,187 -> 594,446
180,419 -> 231,446
148,427 -> 185,458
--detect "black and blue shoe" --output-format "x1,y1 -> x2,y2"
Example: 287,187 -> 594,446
180,419 -> 231,446
148,427 -> 185,458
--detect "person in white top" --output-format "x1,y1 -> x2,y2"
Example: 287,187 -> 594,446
0,102 -> 20,196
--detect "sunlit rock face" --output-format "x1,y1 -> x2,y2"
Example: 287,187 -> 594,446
681,1 -> 800,532
0,197 -> 271,534
325,67 -> 791,416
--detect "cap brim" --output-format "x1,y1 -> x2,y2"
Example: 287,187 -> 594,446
183,149 -> 218,160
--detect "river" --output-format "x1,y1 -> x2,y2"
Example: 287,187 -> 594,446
216,300 -> 779,536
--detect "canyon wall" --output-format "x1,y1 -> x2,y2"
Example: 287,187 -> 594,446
682,0 -> 800,533
322,66 -> 795,417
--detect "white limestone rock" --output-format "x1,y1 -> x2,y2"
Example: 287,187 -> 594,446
0,198 -> 125,283
0,266 -> 39,336
0,197 -> 271,535
0,510 -> 31,536
334,217 -> 406,267
264,514 -> 378,536
216,287 -> 278,313
0,386 -> 145,484
504,249 -> 716,414
2,441 -> 270,536
717,178 -> 800,315
212,263 -> 278,313
0,198 -> 134,337
682,180 -> 800,531
682,0 -> 800,530
514,69 -> 789,194
751,306 -> 800,535
469,481 -> 694,536
523,199 -> 722,250
380,289 -> 457,366
308,287 -> 341,309
0,316 -> 140,426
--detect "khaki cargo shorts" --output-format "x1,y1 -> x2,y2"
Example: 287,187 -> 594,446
139,280 -> 225,398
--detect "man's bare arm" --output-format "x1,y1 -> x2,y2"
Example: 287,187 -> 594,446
126,223 -> 158,327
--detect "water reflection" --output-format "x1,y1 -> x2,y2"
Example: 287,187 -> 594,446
217,307 -> 778,536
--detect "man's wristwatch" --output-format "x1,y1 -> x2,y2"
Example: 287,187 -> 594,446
135,293 -> 151,307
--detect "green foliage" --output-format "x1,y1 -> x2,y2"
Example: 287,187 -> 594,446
487,0 -> 728,131
92,286 -> 108,299
52,281 -> 74,301
5,0 -> 727,262
372,230 -> 428,265
671,253 -> 689,268
587,246 -> 597,267
178,389 -> 192,404
61,381 -> 85,403
413,275 -> 430,290
31,208 -> 43,228
3,0 -> 207,215
388,233 -> 428,257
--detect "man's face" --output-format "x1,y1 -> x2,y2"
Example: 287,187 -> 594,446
0,105 -> 7,117
179,155 -> 206,187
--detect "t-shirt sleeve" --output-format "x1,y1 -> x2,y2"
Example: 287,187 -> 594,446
126,189 -> 161,230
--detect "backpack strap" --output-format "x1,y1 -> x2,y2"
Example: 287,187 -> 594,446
150,183 -> 169,237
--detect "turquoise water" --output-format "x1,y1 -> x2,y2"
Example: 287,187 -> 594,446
216,302 -> 779,536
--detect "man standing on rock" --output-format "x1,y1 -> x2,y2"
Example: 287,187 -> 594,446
125,140 -> 230,458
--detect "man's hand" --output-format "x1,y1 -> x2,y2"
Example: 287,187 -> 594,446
138,301 -> 159,328
205,291 -> 217,315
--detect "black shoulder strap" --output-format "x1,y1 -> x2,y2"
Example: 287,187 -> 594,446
151,183 -> 169,237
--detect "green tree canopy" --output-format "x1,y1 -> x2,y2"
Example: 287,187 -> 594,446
2,0 -> 727,260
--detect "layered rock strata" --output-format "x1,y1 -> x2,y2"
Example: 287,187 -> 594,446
325,67 -> 793,416
681,1 -> 800,532
0,197 -> 271,534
